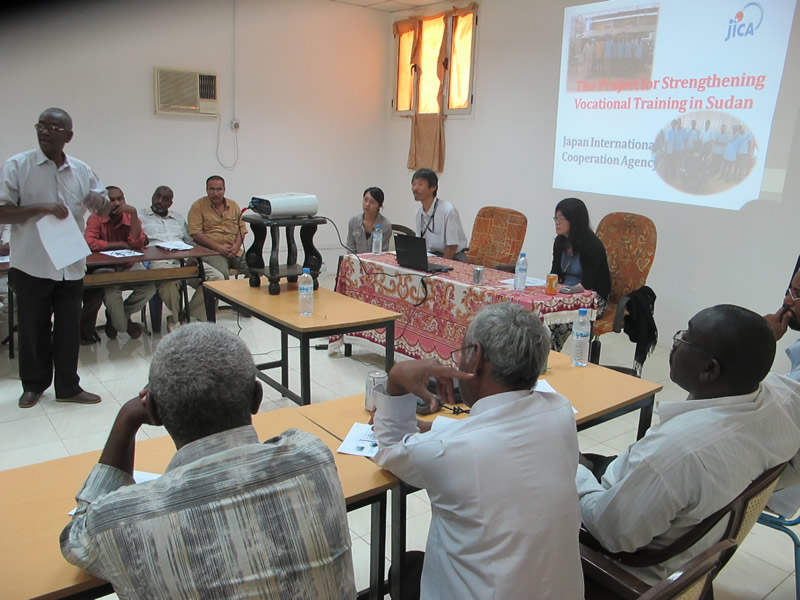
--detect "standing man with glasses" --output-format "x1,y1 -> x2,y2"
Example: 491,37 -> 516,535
576,305 -> 800,587
371,302 -> 584,599
411,168 -> 468,262
0,108 -> 110,408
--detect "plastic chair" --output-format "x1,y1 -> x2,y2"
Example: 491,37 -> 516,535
591,212 -> 657,369
581,462 -> 787,599
389,224 -> 415,252
464,206 -> 527,269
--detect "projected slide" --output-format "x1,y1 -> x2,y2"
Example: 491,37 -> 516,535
552,0 -> 796,209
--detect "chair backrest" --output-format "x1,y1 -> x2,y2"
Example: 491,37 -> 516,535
638,539 -> 737,600
389,224 -> 416,252
595,212 -> 657,305
465,206 -> 527,268
588,462 -> 786,570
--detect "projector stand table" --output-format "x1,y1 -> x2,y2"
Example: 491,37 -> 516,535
243,215 -> 327,295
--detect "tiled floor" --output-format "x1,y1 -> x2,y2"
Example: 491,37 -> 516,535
0,276 -> 794,599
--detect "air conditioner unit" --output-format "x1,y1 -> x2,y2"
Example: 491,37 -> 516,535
154,67 -> 218,116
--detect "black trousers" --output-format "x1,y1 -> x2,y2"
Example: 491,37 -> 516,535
11,268 -> 83,398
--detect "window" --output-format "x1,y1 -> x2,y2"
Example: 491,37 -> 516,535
393,4 -> 477,116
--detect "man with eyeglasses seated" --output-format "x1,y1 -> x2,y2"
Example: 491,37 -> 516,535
0,107 -> 109,408
371,302 -> 584,599
762,265 -> 800,516
577,305 -> 800,587
412,168 -> 468,262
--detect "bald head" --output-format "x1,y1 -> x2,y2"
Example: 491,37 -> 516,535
670,304 -> 775,398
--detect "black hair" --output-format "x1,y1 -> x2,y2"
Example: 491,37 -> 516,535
412,168 -> 438,195
554,197 -> 592,253
363,187 -> 385,207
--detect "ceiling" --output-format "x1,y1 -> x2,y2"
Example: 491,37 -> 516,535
330,0 -> 446,13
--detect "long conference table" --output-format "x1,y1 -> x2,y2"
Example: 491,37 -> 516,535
0,353 -> 661,600
334,253 -> 598,363
2,246 -> 219,358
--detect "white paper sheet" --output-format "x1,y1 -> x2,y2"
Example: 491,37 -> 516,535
538,379 -> 578,414
36,215 -> 91,270
67,471 -> 161,515
499,276 -> 547,287
337,423 -> 380,458
155,241 -> 194,251
101,249 -> 144,258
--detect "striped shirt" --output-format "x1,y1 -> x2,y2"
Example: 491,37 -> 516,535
60,426 -> 355,599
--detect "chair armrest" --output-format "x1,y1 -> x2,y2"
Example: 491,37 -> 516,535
581,543 -> 650,599
612,295 -> 631,333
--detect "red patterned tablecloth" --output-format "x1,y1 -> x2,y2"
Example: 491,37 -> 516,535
332,253 -> 596,362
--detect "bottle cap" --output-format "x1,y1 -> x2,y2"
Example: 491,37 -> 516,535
579,308 -> 588,316
303,267 -> 310,274
520,252 -> 526,258
375,224 -> 381,230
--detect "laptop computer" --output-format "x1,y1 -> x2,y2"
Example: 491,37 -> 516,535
394,235 -> 452,273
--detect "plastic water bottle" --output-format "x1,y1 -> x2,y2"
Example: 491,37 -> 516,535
572,308 -> 591,367
298,268 -> 314,316
372,224 -> 383,254
513,252 -> 528,291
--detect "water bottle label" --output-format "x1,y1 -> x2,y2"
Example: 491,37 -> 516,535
299,285 -> 313,294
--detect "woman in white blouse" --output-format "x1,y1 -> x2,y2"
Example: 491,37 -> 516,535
345,187 -> 392,254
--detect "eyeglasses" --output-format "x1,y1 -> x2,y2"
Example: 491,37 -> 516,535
553,216 -> 567,223
672,330 -> 717,360
786,288 -> 799,303
449,344 -> 475,365
34,122 -> 68,134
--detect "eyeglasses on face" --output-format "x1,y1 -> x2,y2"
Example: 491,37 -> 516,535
449,344 -> 475,365
34,122 -> 68,134
553,216 -> 567,223
786,288 -> 799,303
672,330 -> 717,361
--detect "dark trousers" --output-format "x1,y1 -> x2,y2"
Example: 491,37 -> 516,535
11,268 -> 83,397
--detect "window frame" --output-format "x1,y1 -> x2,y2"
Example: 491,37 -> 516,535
391,6 -> 478,118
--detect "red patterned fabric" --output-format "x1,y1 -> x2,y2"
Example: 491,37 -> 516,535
333,254 -> 596,363
465,207 -> 528,268
593,213 -> 657,336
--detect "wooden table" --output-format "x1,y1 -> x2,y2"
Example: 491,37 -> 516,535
3,246 -> 219,358
0,409 -> 397,600
203,279 -> 402,405
298,356 -> 663,599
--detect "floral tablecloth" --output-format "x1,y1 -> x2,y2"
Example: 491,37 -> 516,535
332,253 -> 596,362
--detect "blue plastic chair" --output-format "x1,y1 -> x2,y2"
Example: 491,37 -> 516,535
757,511 -> 800,599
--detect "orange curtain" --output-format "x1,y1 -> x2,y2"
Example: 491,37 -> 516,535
404,4 -> 477,173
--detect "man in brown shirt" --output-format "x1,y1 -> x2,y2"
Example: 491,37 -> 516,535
187,176 -> 250,279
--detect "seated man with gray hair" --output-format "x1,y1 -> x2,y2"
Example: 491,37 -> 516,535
61,323 -> 355,599
372,302 -> 584,599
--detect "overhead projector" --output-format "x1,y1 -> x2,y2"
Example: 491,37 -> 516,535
248,193 -> 318,218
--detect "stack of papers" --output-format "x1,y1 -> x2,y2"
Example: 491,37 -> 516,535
155,241 -> 194,251
338,423 -> 380,458
499,276 -> 548,287
101,249 -> 143,258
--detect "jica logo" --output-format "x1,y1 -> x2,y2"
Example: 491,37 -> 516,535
724,2 -> 763,41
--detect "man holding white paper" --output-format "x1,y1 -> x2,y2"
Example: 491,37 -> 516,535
141,185 -> 219,330
0,107 -> 109,408
371,302 -> 583,599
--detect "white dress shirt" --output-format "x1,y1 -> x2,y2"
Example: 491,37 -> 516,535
140,206 -> 193,246
0,148 -> 105,280
415,198 -> 468,255
577,373 -> 800,584
373,387 -> 584,600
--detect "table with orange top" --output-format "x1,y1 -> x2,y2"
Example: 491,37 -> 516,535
203,279 -> 402,405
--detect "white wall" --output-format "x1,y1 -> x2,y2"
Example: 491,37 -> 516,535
0,0 -> 392,256
382,0 -> 800,371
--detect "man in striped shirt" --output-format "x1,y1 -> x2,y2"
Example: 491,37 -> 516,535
60,323 -> 355,599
